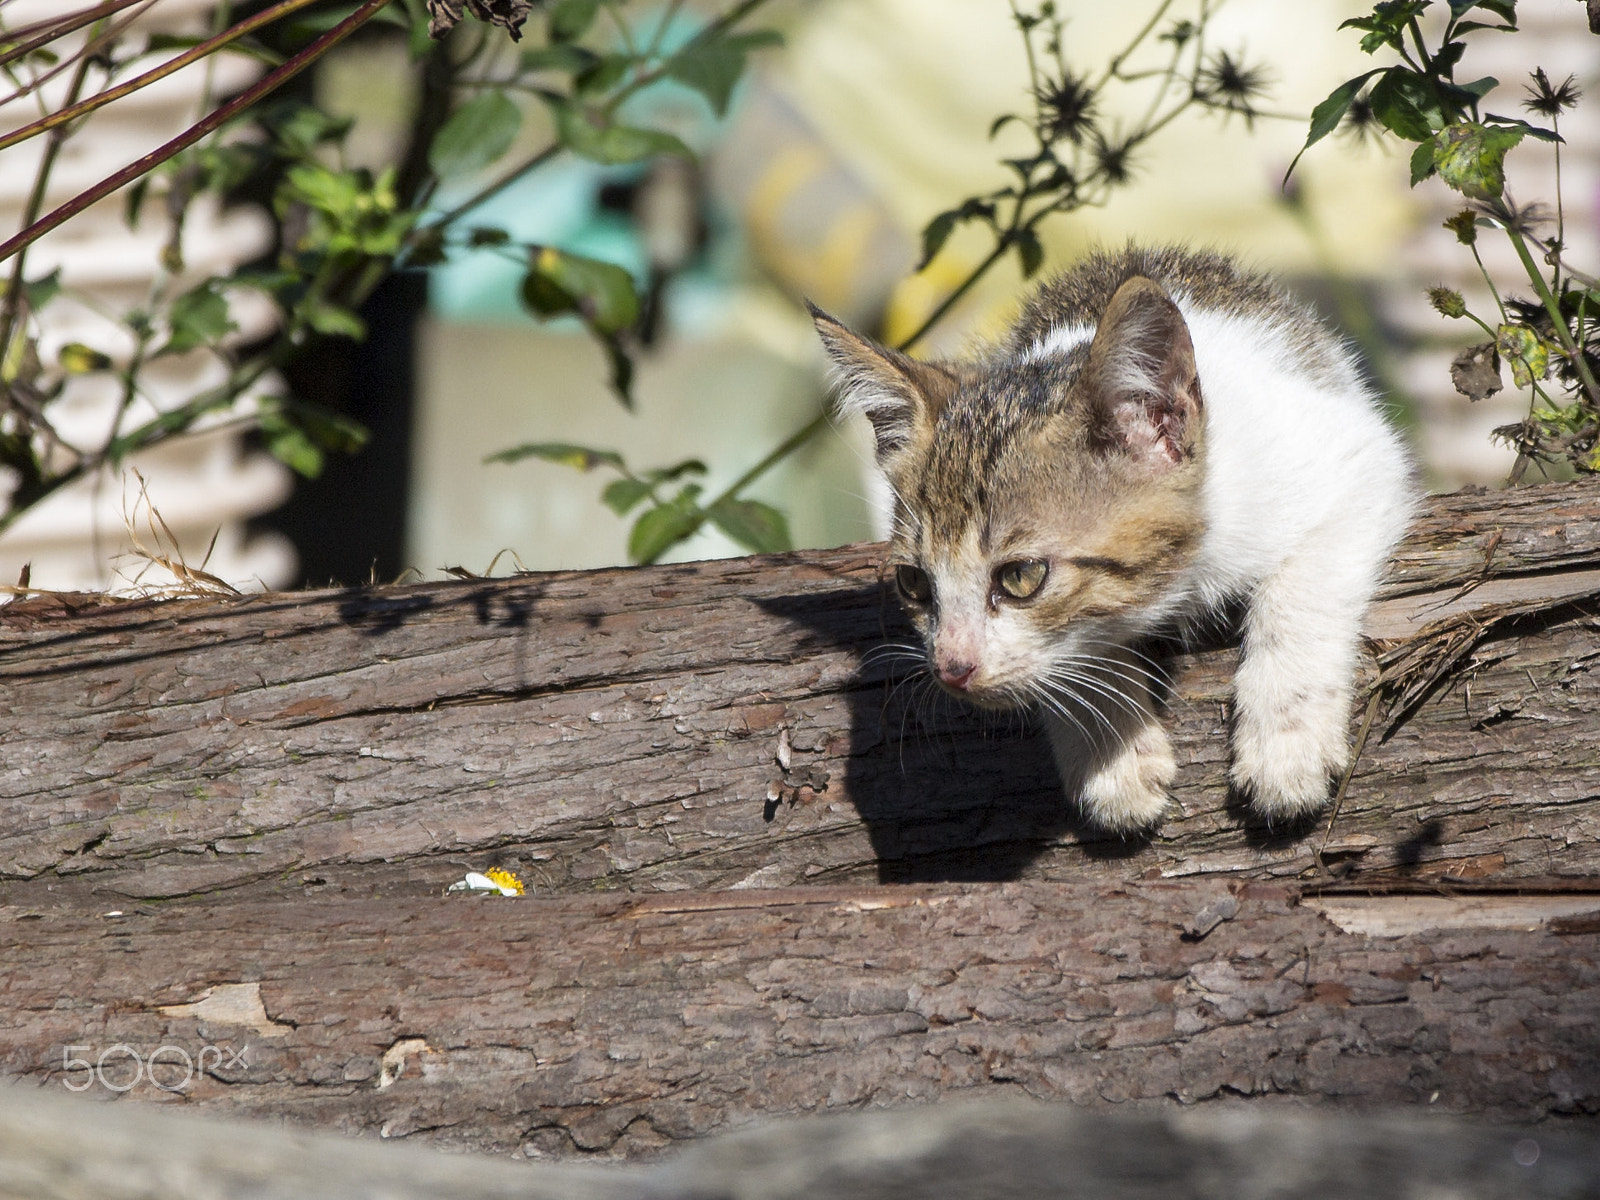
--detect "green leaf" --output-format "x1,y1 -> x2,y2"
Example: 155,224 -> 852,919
520,271 -> 577,318
1340,2 -> 1428,53
1409,139 -> 1436,185
1287,70 -> 1383,178
281,2 -> 407,35
549,0 -> 600,41
261,418 -> 325,478
148,31 -> 286,65
642,458 -> 707,484
125,177 -> 151,229
58,342 -> 111,374
521,44 -> 600,73
0,432 -> 44,506
268,103 -> 355,158
279,161 -> 362,214
919,210 -> 958,270
1430,40 -> 1467,76
628,485 -> 704,564
22,269 -> 60,313
1369,69 -> 1443,141
523,246 -> 640,334
601,477 -> 652,515
1460,0 -> 1516,23
407,225 -> 448,267
574,54 -> 631,96
300,296 -> 367,340
1496,323 -> 1549,389
552,99 -> 694,164
1014,228 -> 1044,278
667,31 -> 782,117
404,0 -> 434,59
1431,121 -> 1524,198
989,113 -> 1022,139
707,497 -> 791,554
158,281 -> 237,357
429,91 -> 522,179
255,398 -> 365,480
601,334 -> 635,409
485,441 -> 626,471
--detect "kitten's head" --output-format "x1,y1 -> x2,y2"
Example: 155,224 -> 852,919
812,276 -> 1206,708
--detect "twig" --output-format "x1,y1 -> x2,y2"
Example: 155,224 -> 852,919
0,0 -> 394,266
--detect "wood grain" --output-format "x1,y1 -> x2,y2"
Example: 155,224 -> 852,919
1,482 -> 1596,902
2,882 -> 1597,1155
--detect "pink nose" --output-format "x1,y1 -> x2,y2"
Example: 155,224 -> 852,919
937,660 -> 977,690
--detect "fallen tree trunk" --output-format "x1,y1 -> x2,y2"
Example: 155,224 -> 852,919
1,482 -> 1598,1152
0,481 -> 1596,901
2,881 -> 1598,1155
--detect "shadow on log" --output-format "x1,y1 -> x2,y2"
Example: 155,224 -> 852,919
0,481 -> 1596,900
0,481 -> 1597,1152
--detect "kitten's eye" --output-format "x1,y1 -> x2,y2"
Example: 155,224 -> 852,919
995,559 -> 1048,600
895,564 -> 933,604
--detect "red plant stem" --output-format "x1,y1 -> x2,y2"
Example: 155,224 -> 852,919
0,0 -> 394,267
0,0 -> 149,72
0,0 -> 329,154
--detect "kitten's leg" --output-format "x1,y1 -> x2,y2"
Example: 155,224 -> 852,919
1042,644 -> 1173,833
1231,538 -> 1377,822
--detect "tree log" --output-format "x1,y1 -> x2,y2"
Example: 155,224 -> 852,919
0,481 -> 1596,901
1,881 -> 1598,1156
1,482 -> 1599,1153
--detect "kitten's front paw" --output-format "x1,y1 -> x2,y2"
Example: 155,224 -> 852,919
1230,707 -> 1348,823
1079,723 -> 1175,834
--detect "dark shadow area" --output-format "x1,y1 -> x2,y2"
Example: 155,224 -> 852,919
1397,817 -> 1447,868
1225,778 -> 1327,850
753,582 -> 1162,883
251,272 -> 426,587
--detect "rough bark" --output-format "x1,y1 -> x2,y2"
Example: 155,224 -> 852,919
0,481 -> 1596,902
1,881 -> 1598,1157
2,481 -> 1599,1156
4,1086 -> 1598,1200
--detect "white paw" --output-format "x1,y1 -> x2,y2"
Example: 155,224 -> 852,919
1078,722 -> 1175,834
1230,702 -> 1349,822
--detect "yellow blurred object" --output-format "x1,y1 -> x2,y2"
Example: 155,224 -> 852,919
776,0 -> 1419,337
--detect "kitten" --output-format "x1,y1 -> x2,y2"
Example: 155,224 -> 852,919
811,245 -> 1414,833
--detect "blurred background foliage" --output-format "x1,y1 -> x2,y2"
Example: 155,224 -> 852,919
0,0 -> 1592,590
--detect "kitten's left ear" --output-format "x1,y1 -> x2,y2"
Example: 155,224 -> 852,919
809,302 -> 957,462
1086,276 -> 1203,470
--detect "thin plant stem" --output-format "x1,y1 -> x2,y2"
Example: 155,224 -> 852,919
415,143 -> 558,239
0,37 -> 97,386
1098,0 -> 1176,88
0,0 -> 327,154
650,410 -> 829,563
897,241 -> 1010,353
1506,223 -> 1600,404
0,0 -> 394,266
685,0 -> 1240,529
1551,110 -> 1564,293
0,0 -> 160,114
1470,243 -> 1509,325
0,0 -> 148,74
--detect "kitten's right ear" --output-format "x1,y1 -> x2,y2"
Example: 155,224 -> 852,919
809,302 -> 955,460
1086,277 -> 1203,471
